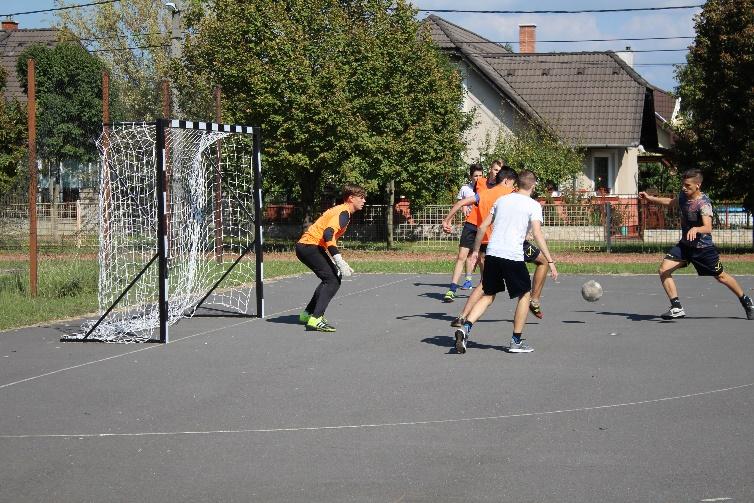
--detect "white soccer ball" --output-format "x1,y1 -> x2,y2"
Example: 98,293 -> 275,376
581,280 -> 603,302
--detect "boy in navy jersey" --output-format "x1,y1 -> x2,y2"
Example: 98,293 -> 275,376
639,169 -> 753,320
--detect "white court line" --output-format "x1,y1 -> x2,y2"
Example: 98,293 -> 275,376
1,382 -> 752,439
0,276 -> 410,392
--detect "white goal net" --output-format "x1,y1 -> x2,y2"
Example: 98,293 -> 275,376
64,120 -> 263,343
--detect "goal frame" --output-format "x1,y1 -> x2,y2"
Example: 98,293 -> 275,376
65,118 -> 265,343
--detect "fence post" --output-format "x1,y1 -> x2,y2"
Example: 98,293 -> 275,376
27,58 -> 38,297
386,180 -> 394,250
605,202 -> 612,253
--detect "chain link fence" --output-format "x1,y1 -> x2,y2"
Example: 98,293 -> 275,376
1,195 -> 752,255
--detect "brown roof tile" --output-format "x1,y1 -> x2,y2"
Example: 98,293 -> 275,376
424,15 -> 662,147
1,28 -> 60,102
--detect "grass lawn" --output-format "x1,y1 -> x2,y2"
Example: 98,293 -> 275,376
1,251 -> 753,331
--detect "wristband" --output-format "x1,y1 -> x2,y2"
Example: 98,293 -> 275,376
547,260 -> 555,264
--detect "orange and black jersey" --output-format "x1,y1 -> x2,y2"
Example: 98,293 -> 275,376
298,203 -> 352,256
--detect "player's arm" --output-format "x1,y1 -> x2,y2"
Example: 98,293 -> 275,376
442,195 -> 477,233
325,211 -> 354,276
638,191 -> 678,208
686,213 -> 713,241
469,211 -> 494,263
530,220 -> 558,281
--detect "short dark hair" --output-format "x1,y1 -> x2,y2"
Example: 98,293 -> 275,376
682,168 -> 703,183
342,183 -> 366,201
469,163 -> 484,177
496,166 -> 518,184
517,169 -> 537,190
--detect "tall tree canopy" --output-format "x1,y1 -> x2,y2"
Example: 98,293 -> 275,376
17,42 -> 105,165
179,0 -> 470,218
674,0 -> 754,209
55,0 -> 177,121
0,66 -> 27,193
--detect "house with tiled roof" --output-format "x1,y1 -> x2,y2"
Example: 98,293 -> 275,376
425,14 -> 676,195
1,19 -> 60,102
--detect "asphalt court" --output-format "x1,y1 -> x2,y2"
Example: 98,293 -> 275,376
1,273 -> 753,502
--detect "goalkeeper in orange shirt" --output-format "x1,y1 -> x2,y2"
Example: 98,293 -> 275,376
295,183 -> 367,332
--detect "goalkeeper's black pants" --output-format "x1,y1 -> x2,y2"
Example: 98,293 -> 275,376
295,243 -> 342,318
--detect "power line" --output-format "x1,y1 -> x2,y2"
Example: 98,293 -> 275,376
417,4 -> 703,14
1,0 -> 121,18
457,36 -> 695,45
88,44 -> 168,53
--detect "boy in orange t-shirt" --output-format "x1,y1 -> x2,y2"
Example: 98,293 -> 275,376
295,183 -> 367,332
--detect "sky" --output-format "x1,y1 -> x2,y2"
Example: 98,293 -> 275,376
1,0 -> 702,92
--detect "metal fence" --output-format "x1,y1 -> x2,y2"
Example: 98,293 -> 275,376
1,196 -> 752,254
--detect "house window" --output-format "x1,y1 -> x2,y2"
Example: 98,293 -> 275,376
593,156 -> 610,193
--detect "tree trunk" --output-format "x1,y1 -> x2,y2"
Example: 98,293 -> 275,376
386,179 -> 395,250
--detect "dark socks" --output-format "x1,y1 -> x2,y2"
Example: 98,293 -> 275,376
740,294 -> 752,307
462,321 -> 473,332
670,297 -> 682,308
449,283 -> 459,293
512,332 -> 522,344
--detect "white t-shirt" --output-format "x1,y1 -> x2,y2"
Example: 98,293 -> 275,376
457,183 -> 475,216
485,192 -> 543,261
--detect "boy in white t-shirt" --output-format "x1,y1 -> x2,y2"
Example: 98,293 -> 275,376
454,170 -> 558,354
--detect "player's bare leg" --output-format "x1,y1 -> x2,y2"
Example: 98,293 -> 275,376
659,258 -> 684,300
445,247 -> 470,301
513,291 -> 532,334
659,259 -> 686,319
529,254 -> 548,319
714,271 -> 744,297
450,254 -> 485,326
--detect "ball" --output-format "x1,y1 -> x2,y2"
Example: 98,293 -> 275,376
581,280 -> 603,302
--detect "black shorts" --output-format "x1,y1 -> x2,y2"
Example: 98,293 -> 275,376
459,222 -> 478,249
482,255 -> 532,299
665,243 -> 724,277
522,240 -> 540,263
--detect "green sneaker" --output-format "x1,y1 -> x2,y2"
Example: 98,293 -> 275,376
443,290 -> 455,302
306,316 -> 336,332
299,311 -> 311,324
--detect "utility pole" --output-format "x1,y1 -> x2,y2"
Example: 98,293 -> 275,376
165,1 -> 182,116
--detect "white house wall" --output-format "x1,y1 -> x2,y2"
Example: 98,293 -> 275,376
579,147 -> 639,195
460,63 -> 516,162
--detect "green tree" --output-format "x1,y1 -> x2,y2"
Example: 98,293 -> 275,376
481,127 -> 585,196
179,0 -> 470,221
674,0 -> 754,209
17,43 -> 105,165
55,0 -> 178,121
0,66 -> 28,193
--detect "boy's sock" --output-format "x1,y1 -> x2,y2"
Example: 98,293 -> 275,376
670,297 -> 682,308
739,294 -> 752,307
449,283 -> 459,293
462,321 -> 473,333
512,332 -> 522,344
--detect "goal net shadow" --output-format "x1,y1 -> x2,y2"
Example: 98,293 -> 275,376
62,119 -> 264,343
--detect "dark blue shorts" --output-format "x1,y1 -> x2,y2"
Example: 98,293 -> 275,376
665,243 -> 724,277
459,222 -> 477,249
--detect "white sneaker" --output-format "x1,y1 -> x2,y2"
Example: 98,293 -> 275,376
508,338 -> 534,353
661,306 -> 685,319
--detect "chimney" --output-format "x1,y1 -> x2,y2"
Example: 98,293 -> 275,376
616,46 -> 634,68
519,24 -> 536,54
2,18 -> 19,31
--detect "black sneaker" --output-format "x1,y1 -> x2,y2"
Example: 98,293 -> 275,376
450,316 -> 465,327
454,327 -> 468,354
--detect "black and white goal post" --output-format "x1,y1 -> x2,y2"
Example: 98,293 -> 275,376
62,119 -> 265,344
